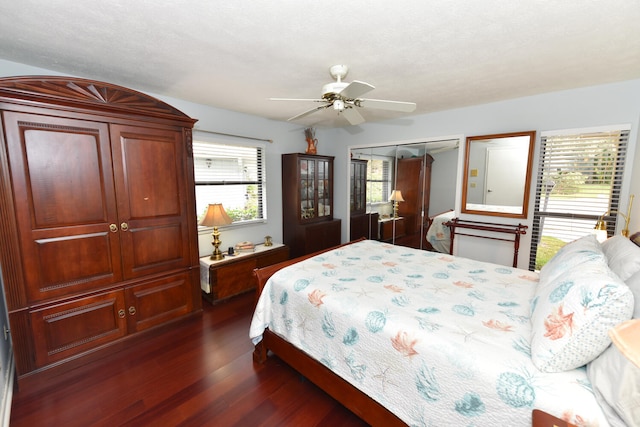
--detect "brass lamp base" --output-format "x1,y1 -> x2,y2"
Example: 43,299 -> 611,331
210,226 -> 224,260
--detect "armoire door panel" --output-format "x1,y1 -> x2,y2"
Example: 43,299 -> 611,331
122,223 -> 185,274
110,124 -> 191,278
33,231 -> 121,299
3,112 -> 117,227
30,290 -> 127,368
112,125 -> 184,219
125,272 -> 192,333
2,112 -> 123,302
25,130 -> 108,227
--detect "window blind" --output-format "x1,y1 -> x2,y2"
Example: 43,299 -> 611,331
366,158 -> 392,203
528,128 -> 629,270
193,140 -> 265,223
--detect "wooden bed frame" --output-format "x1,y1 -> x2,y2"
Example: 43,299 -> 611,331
251,239 -> 563,427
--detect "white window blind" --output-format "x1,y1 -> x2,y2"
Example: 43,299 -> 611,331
529,127 -> 629,270
193,140 -> 265,225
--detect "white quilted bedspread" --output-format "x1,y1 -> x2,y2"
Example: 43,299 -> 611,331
250,240 -> 609,426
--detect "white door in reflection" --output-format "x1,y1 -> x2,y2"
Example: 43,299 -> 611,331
484,147 -> 528,207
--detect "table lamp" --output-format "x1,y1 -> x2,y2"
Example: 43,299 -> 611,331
199,203 -> 233,260
388,190 -> 404,218
594,194 -> 634,242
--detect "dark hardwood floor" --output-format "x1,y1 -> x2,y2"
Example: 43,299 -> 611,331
10,292 -> 369,426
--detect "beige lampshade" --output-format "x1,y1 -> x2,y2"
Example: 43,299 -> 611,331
199,203 -> 233,227
388,190 -> 404,202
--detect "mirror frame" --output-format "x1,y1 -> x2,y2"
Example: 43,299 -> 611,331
461,130 -> 536,219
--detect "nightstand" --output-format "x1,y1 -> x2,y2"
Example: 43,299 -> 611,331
200,243 -> 289,304
531,409 -> 577,427
379,217 -> 405,242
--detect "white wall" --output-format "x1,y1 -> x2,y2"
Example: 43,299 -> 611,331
2,58 -> 639,267
428,148 -> 459,215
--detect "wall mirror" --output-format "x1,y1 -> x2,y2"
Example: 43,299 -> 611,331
461,130 -> 536,218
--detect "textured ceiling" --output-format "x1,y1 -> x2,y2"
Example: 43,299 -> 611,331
0,1 -> 639,128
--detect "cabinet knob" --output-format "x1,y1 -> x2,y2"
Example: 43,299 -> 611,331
128,306 -> 136,316
109,224 -> 118,233
120,222 -> 129,231
118,309 -> 126,318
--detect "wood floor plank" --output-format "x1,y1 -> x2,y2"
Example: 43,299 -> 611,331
10,292 -> 369,427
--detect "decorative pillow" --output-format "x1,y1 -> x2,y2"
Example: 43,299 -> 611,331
601,235 -> 640,281
587,319 -> 640,427
538,234 -> 605,283
531,256 -> 634,372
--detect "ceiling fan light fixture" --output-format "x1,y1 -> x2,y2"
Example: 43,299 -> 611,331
270,64 -> 415,125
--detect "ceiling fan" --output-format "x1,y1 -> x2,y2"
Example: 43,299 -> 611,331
270,65 -> 417,125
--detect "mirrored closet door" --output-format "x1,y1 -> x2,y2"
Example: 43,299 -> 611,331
349,138 -> 460,250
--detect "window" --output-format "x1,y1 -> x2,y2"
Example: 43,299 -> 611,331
529,126 -> 629,270
193,137 -> 266,226
366,157 -> 392,204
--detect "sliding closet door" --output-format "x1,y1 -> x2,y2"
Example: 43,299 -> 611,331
392,143 -> 433,249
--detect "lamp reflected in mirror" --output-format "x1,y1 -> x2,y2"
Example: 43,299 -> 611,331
389,189 -> 404,218
594,194 -> 634,242
199,203 -> 233,260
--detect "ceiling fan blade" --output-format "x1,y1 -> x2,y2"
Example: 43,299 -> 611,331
357,98 -> 416,112
270,98 -> 325,102
338,80 -> 375,99
341,107 -> 365,125
287,104 -> 331,121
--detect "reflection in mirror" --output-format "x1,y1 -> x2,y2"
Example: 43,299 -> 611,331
461,131 -> 535,219
349,139 -> 459,250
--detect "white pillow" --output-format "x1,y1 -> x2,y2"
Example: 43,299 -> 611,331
538,234 -> 605,283
531,256 -> 634,372
626,270 -> 640,318
587,319 -> 640,427
601,235 -> 640,281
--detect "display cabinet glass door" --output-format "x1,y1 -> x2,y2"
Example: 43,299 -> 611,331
299,156 -> 331,221
317,158 -> 331,218
350,159 -> 367,213
300,158 -> 315,220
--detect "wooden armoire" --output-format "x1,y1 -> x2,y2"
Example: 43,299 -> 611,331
396,155 -> 434,239
0,76 -> 202,387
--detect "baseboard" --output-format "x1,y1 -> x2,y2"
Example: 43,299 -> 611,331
0,351 -> 14,427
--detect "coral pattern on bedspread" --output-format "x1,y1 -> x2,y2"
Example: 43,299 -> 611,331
250,240 -> 609,426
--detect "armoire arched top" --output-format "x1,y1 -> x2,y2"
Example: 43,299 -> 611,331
0,75 -> 197,126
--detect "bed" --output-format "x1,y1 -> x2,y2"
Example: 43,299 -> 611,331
424,209 -> 455,253
250,236 -> 640,426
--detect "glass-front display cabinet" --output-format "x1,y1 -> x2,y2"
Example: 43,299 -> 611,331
298,155 -> 332,221
282,153 -> 340,258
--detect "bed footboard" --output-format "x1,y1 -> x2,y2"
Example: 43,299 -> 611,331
255,328 -> 406,426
